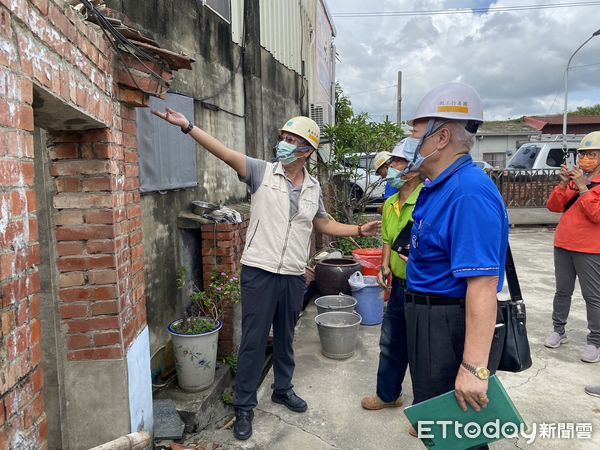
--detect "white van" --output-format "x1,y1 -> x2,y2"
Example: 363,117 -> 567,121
507,136 -> 580,170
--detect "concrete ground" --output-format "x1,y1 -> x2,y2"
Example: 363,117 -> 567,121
186,229 -> 599,449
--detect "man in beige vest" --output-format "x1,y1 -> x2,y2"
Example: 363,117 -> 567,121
153,108 -> 380,441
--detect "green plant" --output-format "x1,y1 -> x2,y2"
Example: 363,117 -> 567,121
336,237 -> 383,256
222,388 -> 234,406
312,83 -> 404,223
174,269 -> 241,335
222,354 -> 238,376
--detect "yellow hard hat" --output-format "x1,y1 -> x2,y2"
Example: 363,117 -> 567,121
280,116 -> 320,150
578,131 -> 600,151
372,151 -> 392,172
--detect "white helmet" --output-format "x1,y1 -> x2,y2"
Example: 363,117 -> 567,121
372,151 -> 392,172
578,131 -> 600,151
280,116 -> 320,150
390,139 -> 409,160
410,82 -> 484,132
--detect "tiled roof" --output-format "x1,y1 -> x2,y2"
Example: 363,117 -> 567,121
477,120 -> 538,135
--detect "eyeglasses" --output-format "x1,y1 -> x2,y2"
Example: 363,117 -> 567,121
577,150 -> 599,159
279,134 -> 304,146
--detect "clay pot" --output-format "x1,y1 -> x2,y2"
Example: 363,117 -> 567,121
314,258 -> 361,296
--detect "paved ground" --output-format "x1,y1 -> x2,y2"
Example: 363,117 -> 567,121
187,229 -> 599,449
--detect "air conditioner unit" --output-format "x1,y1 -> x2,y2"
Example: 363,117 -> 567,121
310,102 -> 334,133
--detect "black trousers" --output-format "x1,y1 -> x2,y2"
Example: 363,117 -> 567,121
233,265 -> 305,411
405,301 -> 467,405
406,300 -> 495,450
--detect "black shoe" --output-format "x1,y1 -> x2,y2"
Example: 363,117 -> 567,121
271,389 -> 308,413
233,408 -> 253,440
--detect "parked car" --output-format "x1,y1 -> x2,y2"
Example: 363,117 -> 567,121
331,152 -> 386,203
507,140 -> 578,171
473,160 -> 494,172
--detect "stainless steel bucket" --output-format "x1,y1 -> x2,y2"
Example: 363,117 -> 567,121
314,294 -> 357,315
314,311 -> 361,360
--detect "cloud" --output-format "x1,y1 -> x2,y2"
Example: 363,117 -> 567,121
328,0 -> 600,121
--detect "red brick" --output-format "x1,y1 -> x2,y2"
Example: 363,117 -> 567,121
55,177 -> 80,193
85,210 -> 114,224
31,341 -> 42,366
53,193 -> 112,209
87,240 -> 115,254
88,269 -> 117,285
82,177 -> 113,192
1,309 -> 15,336
0,252 -> 15,279
93,331 -> 121,346
49,143 -> 79,159
0,398 -> 4,427
54,210 -> 83,226
117,86 -> 149,107
56,241 -> 85,257
28,318 -> 41,347
67,346 -> 122,360
60,285 -> 117,302
91,300 -> 118,316
66,316 -> 120,334
51,160 -> 110,176
23,393 -> 44,429
31,366 -> 43,394
28,218 -> 39,241
66,333 -> 91,349
29,294 -> 41,319
58,271 -> 84,288
55,225 -> 115,241
31,0 -> 48,16
57,255 -> 115,272
59,303 -> 88,319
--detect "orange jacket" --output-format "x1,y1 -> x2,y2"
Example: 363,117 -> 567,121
546,173 -> 600,254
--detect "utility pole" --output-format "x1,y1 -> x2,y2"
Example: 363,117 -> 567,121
396,71 -> 402,126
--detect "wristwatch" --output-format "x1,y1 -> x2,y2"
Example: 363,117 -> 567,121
181,121 -> 194,134
461,361 -> 490,380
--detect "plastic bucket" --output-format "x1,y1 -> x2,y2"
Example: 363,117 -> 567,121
352,248 -> 382,276
352,248 -> 390,301
350,276 -> 385,325
314,294 -> 357,315
315,311 -> 362,359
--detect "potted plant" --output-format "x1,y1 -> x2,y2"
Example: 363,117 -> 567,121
167,268 -> 240,392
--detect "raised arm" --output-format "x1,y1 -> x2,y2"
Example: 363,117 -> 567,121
152,107 -> 247,178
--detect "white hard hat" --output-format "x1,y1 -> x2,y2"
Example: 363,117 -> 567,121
280,116 -> 320,150
578,131 -> 600,151
410,82 -> 483,131
372,151 -> 392,172
390,139 -> 408,160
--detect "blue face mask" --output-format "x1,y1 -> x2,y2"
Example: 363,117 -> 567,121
276,141 -> 298,165
386,167 -> 406,189
400,121 -> 446,175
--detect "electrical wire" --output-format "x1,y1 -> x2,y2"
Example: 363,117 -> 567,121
80,0 -> 171,88
332,1 -> 600,17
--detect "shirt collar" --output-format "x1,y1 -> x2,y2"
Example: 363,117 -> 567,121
273,162 -> 317,188
426,154 -> 473,190
390,183 -> 424,207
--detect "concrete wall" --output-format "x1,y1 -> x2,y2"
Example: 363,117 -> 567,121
106,0 -> 308,354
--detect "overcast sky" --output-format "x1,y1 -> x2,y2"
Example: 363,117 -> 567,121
327,0 -> 600,122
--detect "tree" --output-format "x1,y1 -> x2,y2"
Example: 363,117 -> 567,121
313,83 -> 403,224
572,104 -> 600,115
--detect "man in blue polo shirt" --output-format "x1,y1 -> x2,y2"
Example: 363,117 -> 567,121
401,83 -> 509,437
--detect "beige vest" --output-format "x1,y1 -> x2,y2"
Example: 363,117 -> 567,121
241,162 -> 321,275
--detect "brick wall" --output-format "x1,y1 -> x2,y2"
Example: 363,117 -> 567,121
201,209 -> 250,356
0,1 -> 159,447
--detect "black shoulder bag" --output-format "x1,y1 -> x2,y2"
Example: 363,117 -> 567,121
489,244 -> 533,373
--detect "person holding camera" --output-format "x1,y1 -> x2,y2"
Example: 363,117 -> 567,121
360,139 -> 423,411
545,131 -> 600,363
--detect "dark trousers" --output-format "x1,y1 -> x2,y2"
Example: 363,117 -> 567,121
376,277 -> 409,402
234,265 -> 305,411
405,301 -> 466,405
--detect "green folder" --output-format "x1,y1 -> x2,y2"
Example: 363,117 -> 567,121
404,375 -> 525,449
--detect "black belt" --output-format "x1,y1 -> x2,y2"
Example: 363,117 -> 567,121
405,292 -> 464,306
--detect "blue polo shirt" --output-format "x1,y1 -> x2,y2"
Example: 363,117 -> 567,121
407,155 -> 509,298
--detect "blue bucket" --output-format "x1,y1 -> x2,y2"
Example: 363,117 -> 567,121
350,275 -> 385,325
